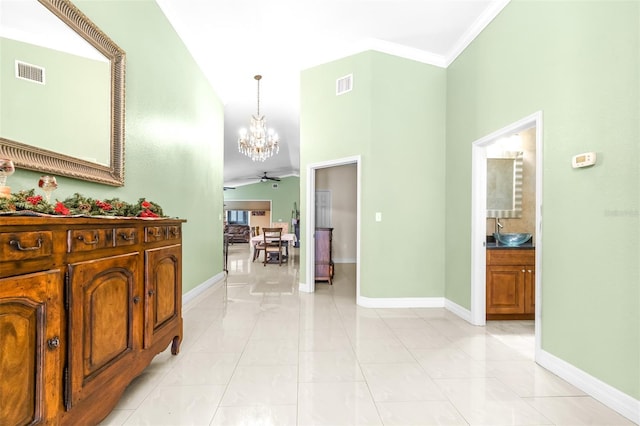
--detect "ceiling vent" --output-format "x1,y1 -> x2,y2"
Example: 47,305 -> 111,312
15,60 -> 45,84
336,74 -> 352,95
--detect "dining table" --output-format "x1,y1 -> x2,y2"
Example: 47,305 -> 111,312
250,233 -> 297,261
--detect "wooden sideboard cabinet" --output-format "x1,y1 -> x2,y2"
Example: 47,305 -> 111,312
486,248 -> 535,320
314,227 -> 334,284
0,217 -> 184,425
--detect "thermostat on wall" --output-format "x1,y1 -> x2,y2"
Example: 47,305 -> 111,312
572,152 -> 597,168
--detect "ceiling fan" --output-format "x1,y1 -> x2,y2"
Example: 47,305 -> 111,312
259,172 -> 280,182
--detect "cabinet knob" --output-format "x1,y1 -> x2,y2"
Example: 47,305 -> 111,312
528,270 -> 532,273
148,289 -> 155,296
133,296 -> 140,304
47,337 -> 60,350
522,269 -> 526,273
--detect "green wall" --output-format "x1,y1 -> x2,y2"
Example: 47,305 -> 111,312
224,176 -> 300,224
301,0 -> 638,403
3,0 -> 225,293
445,0 -> 638,399
301,51 -> 447,297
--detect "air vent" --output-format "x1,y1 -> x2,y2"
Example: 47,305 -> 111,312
336,74 -> 353,95
15,60 -> 45,84
272,183 -> 279,189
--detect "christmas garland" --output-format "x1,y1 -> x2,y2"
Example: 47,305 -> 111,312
0,189 -> 164,218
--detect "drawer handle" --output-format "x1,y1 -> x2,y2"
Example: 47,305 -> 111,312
149,229 -> 163,238
48,336 -> 60,350
77,233 -> 99,245
169,228 -> 179,236
9,238 -> 43,251
120,232 -> 136,241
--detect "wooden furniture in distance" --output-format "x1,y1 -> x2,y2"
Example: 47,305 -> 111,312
486,248 -> 535,320
0,216 -> 184,425
314,227 -> 334,284
262,227 -> 284,266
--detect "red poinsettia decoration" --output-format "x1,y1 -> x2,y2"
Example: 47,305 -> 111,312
139,209 -> 159,218
95,200 -> 112,211
54,202 -> 70,215
26,195 -> 43,206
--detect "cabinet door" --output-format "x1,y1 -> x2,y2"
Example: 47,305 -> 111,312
67,253 -> 139,409
524,267 -> 535,314
0,270 -> 62,425
144,245 -> 182,353
486,265 -> 525,314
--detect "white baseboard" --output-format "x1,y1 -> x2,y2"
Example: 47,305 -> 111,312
298,281 -> 313,293
537,349 -> 640,424
182,272 -> 226,311
444,298 -> 473,323
357,296 -> 445,308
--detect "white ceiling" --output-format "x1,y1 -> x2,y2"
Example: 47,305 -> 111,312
156,0 -> 510,186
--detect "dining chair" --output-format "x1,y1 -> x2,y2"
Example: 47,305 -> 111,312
251,227 -> 264,262
262,227 -> 284,266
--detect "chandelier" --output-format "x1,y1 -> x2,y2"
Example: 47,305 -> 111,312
238,75 -> 279,162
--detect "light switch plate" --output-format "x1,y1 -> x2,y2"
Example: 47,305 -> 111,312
375,212 -> 382,222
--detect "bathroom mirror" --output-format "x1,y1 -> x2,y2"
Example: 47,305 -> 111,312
0,0 -> 125,186
487,151 -> 523,218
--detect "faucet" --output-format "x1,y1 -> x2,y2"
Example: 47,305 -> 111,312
495,218 -> 503,234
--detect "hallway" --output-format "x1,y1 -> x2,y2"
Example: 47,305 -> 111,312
100,243 -> 634,425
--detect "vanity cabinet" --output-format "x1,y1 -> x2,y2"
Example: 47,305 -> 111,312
314,228 -> 334,284
486,248 -> 535,319
0,217 -> 184,425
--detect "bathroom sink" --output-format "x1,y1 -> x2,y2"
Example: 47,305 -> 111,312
493,232 -> 532,246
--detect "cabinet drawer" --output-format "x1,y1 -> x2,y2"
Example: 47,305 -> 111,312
145,226 -> 166,242
487,249 -> 534,266
68,228 -> 114,252
0,231 -> 53,261
167,226 -> 181,240
115,227 -> 138,247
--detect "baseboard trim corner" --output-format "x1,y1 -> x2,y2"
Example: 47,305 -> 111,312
444,298 -> 473,323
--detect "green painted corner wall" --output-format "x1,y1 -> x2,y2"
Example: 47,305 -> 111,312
4,0 -> 225,294
223,176 -> 300,224
445,0 -> 639,399
301,51 -> 447,297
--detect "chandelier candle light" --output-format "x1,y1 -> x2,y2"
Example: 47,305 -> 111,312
238,75 -> 279,162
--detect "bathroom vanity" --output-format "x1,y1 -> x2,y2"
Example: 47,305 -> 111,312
0,216 -> 184,425
486,243 -> 535,320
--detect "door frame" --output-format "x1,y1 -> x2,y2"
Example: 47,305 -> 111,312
470,111 -> 543,356
303,155 -> 361,295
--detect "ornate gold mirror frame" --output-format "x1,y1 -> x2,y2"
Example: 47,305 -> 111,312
0,0 -> 126,186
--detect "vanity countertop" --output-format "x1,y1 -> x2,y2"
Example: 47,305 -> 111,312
486,235 -> 534,250
486,241 -> 534,250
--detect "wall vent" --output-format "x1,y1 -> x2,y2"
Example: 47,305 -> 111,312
336,74 -> 353,95
272,183 -> 279,189
15,60 -> 45,84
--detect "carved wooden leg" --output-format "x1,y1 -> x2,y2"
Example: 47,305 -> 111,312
171,335 -> 182,355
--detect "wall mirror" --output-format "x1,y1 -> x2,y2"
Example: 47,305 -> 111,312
487,151 -> 523,218
0,0 -> 125,186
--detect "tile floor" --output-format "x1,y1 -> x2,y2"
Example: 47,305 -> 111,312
100,243 -> 635,426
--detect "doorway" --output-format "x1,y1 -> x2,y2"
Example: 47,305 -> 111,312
470,111 -> 543,357
304,156 -> 361,298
